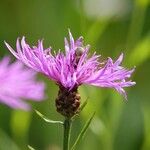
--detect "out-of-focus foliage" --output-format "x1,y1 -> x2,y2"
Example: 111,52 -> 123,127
0,0 -> 150,150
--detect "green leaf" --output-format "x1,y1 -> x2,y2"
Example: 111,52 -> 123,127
28,145 -> 35,150
71,112 -> 95,150
72,98 -> 88,119
79,98 -> 88,113
35,110 -> 63,125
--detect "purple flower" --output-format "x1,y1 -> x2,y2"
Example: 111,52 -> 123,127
5,31 -> 135,99
0,56 -> 45,110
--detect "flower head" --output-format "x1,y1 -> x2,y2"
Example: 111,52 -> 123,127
0,56 -> 45,110
5,31 -> 135,117
5,31 -> 135,99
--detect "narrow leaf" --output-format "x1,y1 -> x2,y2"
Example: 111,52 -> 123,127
79,98 -> 88,113
71,112 -> 95,150
28,145 -> 35,150
72,98 -> 88,119
35,110 -> 63,125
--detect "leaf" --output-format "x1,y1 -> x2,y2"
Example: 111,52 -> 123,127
35,110 -> 63,125
79,98 -> 88,113
28,145 -> 35,150
72,98 -> 88,119
71,112 -> 95,150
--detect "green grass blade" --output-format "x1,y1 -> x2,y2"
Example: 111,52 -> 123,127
72,98 -> 88,119
28,145 -> 35,150
35,110 -> 63,125
71,112 -> 95,150
79,98 -> 88,113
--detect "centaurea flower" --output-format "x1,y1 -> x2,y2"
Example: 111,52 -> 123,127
5,31 -> 135,117
0,56 -> 45,110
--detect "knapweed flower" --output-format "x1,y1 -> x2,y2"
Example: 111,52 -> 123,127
0,56 -> 45,110
5,31 -> 135,117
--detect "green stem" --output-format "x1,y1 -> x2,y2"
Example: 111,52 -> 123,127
63,118 -> 72,150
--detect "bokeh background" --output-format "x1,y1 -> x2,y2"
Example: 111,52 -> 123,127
0,0 -> 150,150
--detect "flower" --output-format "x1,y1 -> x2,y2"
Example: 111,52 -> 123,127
0,56 -> 45,110
5,31 -> 135,117
5,31 -> 135,99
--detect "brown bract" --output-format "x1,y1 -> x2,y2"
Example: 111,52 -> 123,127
55,86 -> 80,118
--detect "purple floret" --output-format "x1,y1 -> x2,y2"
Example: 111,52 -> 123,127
5,31 -> 135,99
0,56 -> 45,110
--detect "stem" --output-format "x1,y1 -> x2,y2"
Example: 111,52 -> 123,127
63,118 -> 72,150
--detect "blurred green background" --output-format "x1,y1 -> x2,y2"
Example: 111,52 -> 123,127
0,0 -> 150,150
